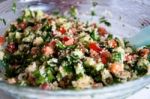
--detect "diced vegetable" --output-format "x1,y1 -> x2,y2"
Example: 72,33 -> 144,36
98,27 -> 107,37
59,27 -> 66,34
108,39 -> 118,48
56,41 -> 66,50
64,38 -> 74,46
100,51 -> 111,64
42,46 -> 54,56
0,36 -> 5,45
89,42 -> 102,53
90,29 -> 100,41
109,63 -> 124,74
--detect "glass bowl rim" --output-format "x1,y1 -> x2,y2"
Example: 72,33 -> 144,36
0,75 -> 150,96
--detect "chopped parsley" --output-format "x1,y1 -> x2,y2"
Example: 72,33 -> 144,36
69,6 -> 78,18
99,16 -> 111,26
12,0 -> 17,13
0,18 -> 6,25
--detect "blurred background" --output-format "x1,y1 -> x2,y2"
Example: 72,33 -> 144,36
0,0 -> 150,27
0,0 -> 150,37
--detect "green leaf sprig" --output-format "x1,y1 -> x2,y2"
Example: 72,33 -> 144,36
99,16 -> 111,26
0,18 -> 6,25
12,0 -> 17,13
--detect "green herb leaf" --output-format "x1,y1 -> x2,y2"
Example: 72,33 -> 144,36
107,34 -> 113,40
69,6 -> 78,18
0,18 -> 6,25
33,70 -> 46,85
46,68 -> 54,82
90,30 -> 100,41
91,10 -> 96,16
66,45 -> 76,50
99,17 -> 111,26
0,60 -> 6,67
52,9 -> 60,15
92,1 -> 98,7
146,44 -> 150,48
12,0 -> 17,13
112,52 -> 122,62
56,41 -> 66,50
64,65 -> 74,73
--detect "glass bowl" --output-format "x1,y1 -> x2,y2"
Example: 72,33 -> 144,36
0,76 -> 150,99
0,0 -> 150,99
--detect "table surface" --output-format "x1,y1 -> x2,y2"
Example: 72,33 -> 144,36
0,0 -> 150,99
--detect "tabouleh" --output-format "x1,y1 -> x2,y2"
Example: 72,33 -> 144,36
0,9 -> 150,90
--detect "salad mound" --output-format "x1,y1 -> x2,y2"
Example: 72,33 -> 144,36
0,10 -> 150,90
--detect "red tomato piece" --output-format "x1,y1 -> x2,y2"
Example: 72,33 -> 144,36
0,36 -> 5,45
109,63 -> 124,74
19,22 -> 27,30
108,39 -> 118,48
100,51 -> 110,64
89,42 -> 102,53
31,47 -> 38,55
139,49 -> 149,58
125,54 -> 137,62
6,43 -> 16,53
98,27 -> 107,37
42,46 -> 54,56
59,27 -> 66,34
40,83 -> 50,90
125,54 -> 132,62
62,36 -> 69,41
64,38 -> 74,46
46,40 -> 56,47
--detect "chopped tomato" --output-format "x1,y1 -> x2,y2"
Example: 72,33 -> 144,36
42,46 -> 54,56
64,38 -> 74,46
108,39 -> 118,48
40,83 -> 50,90
125,54 -> 137,62
139,49 -> 149,58
125,54 -> 132,62
6,43 -> 16,53
31,47 -> 38,55
101,57 -> 107,64
100,51 -> 111,64
0,36 -> 5,45
19,22 -> 27,30
46,40 -> 56,47
59,27 -> 66,34
109,63 -> 124,74
62,36 -> 69,41
89,42 -> 102,53
98,27 -> 107,37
